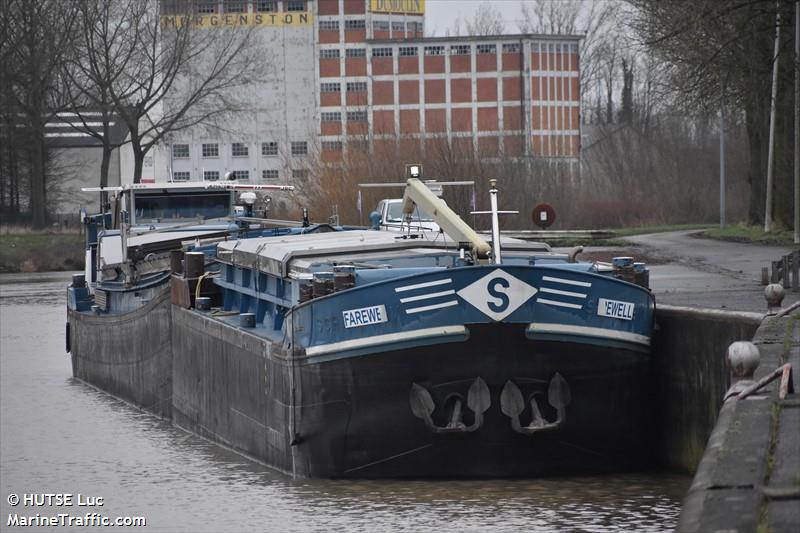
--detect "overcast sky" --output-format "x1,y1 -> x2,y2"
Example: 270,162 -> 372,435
424,0 -> 527,37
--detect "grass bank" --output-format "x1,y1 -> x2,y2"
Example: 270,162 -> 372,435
701,223 -> 796,246
0,233 -> 84,273
540,224 -> 715,247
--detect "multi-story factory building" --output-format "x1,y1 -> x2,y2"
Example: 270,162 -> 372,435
153,0 -> 580,185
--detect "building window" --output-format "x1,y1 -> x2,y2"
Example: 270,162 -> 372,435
373,20 -> 389,31
391,21 -> 404,32
570,43 -> 579,53
321,111 -> 341,122
321,82 -> 341,93
172,143 -> 189,159
232,170 -> 249,181
196,0 -> 216,13
223,0 -> 246,13
399,47 -> 418,57
231,143 -> 249,157
502,43 -> 520,54
291,141 -> 308,156
408,21 -> 423,33
349,139 -> 369,153
172,171 -> 191,182
322,141 -> 342,152
424,45 -> 444,56
203,170 -> 220,181
160,1 -> 191,15
255,0 -> 277,12
292,168 -> 310,179
372,47 -> 393,58
320,49 -> 340,59
319,20 -> 339,31
477,44 -> 496,55
262,169 -> 279,180
345,48 -> 366,58
346,110 -> 368,122
450,45 -> 471,56
202,143 -> 219,158
344,19 -> 366,30
286,0 -> 306,11
261,142 -> 278,156
346,81 -> 367,92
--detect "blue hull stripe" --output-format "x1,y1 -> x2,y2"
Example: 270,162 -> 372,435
305,325 -> 468,357
527,323 -> 651,346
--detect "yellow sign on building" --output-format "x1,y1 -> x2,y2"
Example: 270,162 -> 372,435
370,0 -> 425,15
161,12 -> 313,29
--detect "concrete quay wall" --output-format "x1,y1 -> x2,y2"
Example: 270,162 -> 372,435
677,313 -> 799,532
653,305 -> 763,473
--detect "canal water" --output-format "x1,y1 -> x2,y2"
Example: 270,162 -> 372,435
0,273 -> 690,532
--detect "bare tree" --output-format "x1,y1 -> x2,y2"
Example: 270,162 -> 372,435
63,0 -> 140,202
2,0 -> 79,227
630,0 -> 795,226
518,0 -> 624,125
93,0 -> 264,184
463,2 -> 506,36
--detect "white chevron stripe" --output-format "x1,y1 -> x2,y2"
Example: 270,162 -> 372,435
537,298 -> 583,310
399,289 -> 456,303
394,278 -> 453,293
540,287 -> 587,299
405,300 -> 459,314
542,275 -> 592,288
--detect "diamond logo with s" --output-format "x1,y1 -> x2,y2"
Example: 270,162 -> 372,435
456,269 -> 538,321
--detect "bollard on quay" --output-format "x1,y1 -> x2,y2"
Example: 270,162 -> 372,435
724,341 -> 760,400
765,283 -> 785,314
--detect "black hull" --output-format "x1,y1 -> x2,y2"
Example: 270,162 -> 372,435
67,288 -> 173,418
70,304 -> 652,478
293,323 -> 652,478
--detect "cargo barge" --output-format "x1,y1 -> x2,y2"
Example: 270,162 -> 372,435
67,175 -> 655,478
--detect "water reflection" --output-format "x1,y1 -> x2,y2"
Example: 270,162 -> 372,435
0,273 -> 689,532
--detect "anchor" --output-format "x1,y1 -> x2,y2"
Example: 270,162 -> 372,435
500,373 -> 571,435
409,377 -> 491,433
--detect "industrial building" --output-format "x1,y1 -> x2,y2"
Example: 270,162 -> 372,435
151,0 -> 581,185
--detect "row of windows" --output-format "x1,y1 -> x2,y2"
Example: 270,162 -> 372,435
161,0 -> 305,15
171,141 -> 307,159
321,83 -> 369,94
407,43 -> 529,57
170,169 -> 307,182
320,110 -> 368,122
322,48 -> 367,59
318,141 -> 378,153
347,110 -> 368,121
345,19 -> 365,30
345,81 -> 367,92
321,141 -> 342,152
372,21 -> 423,33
